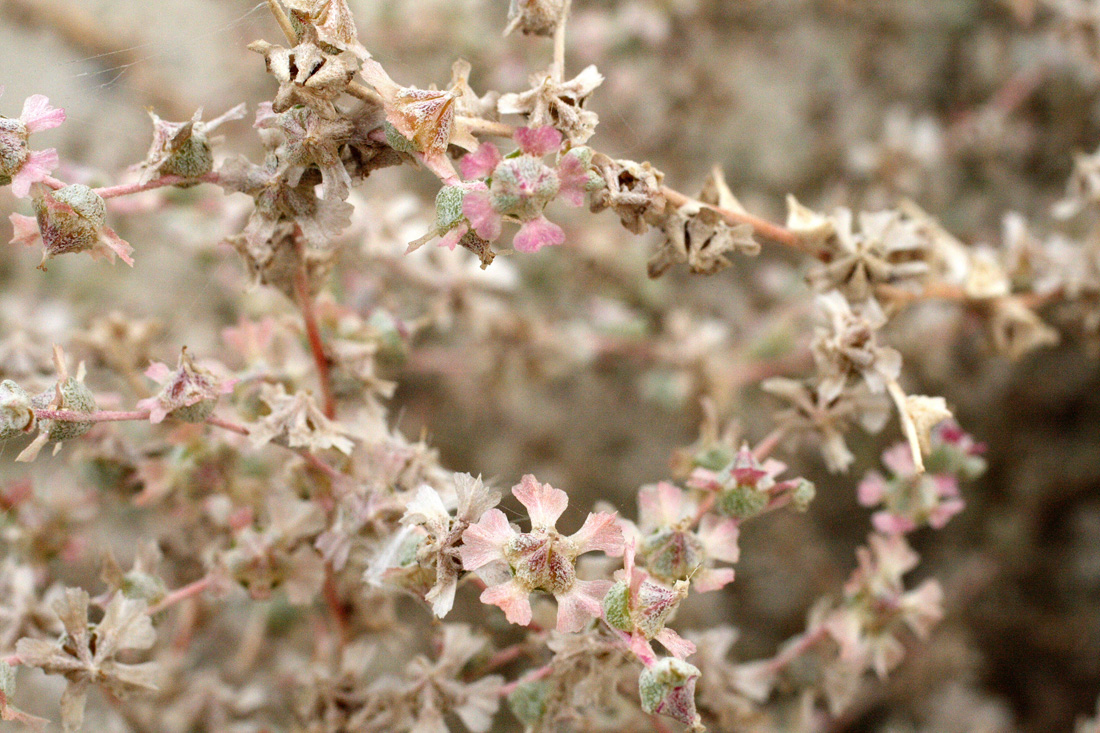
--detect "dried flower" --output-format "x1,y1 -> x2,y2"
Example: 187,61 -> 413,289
249,34 -> 358,118
399,473 -> 502,617
498,66 -> 604,145
136,104 -> 246,184
459,474 -> 624,631
805,208 -> 930,300
763,376 -> 890,473
249,382 -> 354,454
16,589 -> 158,732
811,291 -> 901,401
649,203 -> 758,278
10,183 -> 133,269
136,348 -> 236,424
504,0 -> 568,37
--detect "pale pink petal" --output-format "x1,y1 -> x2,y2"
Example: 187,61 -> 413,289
638,481 -> 689,529
437,223 -> 467,251
20,95 -> 65,134
901,579 -> 944,638
692,567 -> 735,593
459,142 -> 502,180
882,443 -> 915,477
512,474 -> 568,529
871,511 -> 916,535
10,149 -> 58,198
556,153 -> 588,206
927,498 -> 964,529
513,215 -> 564,253
9,213 -> 40,247
554,578 -> 609,632
459,508 -> 515,570
569,511 -> 624,556
480,579 -> 532,626
98,226 -> 135,266
462,190 -> 501,241
252,101 -> 277,129
698,515 -> 740,564
416,149 -> 460,185
933,474 -> 960,498
655,628 -> 697,659
857,472 -> 887,507
135,396 -> 169,424
630,632 -> 658,664
514,126 -> 562,157
686,467 -> 722,492
143,362 -> 174,383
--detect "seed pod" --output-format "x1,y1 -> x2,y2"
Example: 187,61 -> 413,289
32,376 -> 97,443
0,379 -> 34,441
638,657 -> 703,727
505,0 -> 567,37
0,117 -> 29,185
34,184 -> 105,259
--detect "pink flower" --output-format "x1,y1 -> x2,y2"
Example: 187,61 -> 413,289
454,127 -> 582,254
0,91 -> 66,198
556,149 -> 591,206
461,189 -> 502,242
624,482 -> 739,592
603,542 -> 695,662
459,474 -> 624,632
513,214 -> 564,253
459,142 -> 502,180
514,125 -> 562,157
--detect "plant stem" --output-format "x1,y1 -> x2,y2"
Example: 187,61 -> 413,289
146,576 -> 213,615
94,172 -> 219,199
887,379 -> 925,474
752,427 -> 787,461
660,186 -> 807,253
294,264 -> 337,420
35,408 -> 150,423
265,0 -> 297,44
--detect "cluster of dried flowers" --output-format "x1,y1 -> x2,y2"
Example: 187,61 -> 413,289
0,0 -> 1097,730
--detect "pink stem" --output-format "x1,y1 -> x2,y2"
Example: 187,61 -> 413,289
294,263 -> 337,420
35,408 -> 150,423
204,415 -> 250,436
499,663 -> 554,696
752,427 -> 787,461
765,625 -> 829,674
3,655 -> 20,666
94,171 -> 220,199
146,576 -> 213,615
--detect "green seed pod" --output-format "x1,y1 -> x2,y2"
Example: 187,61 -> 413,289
717,485 -> 769,520
435,185 -> 466,230
791,478 -> 816,512
638,657 -> 702,726
34,184 -> 106,259
384,121 -> 419,154
507,679 -> 550,726
159,123 -> 214,179
602,580 -> 633,632
0,379 -> 34,441
168,398 -> 218,424
32,377 -> 97,443
0,117 -> 29,183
